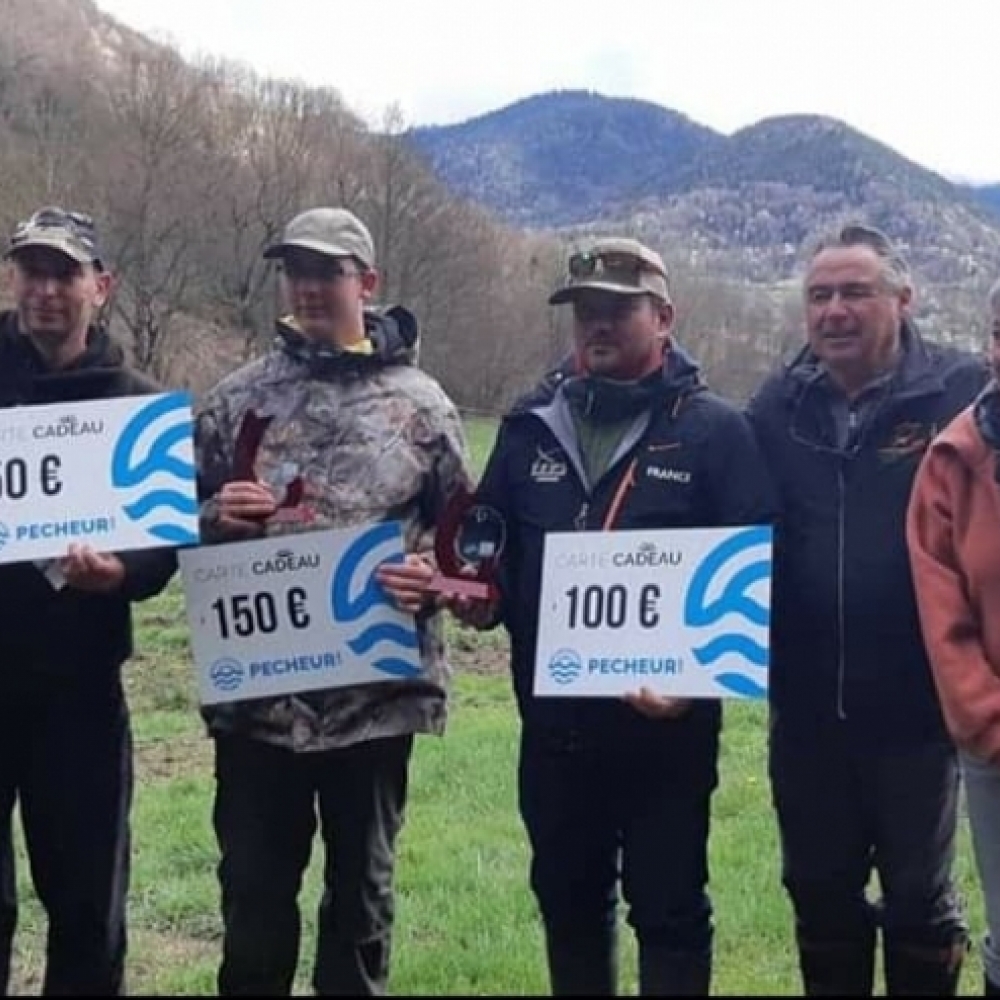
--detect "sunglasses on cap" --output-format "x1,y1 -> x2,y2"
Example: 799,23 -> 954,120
12,207 -> 98,242
9,207 -> 103,268
568,250 -> 661,282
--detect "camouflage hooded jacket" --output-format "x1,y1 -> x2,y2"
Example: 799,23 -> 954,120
194,306 -> 471,751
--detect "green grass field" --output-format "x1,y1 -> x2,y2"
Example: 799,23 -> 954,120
5,414 -> 989,994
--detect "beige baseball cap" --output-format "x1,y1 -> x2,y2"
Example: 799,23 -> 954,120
263,207 -> 376,269
549,237 -> 670,304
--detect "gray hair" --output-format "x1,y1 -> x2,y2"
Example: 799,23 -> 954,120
989,277 -> 1000,315
808,222 -> 911,293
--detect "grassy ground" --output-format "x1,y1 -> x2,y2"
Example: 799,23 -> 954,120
5,414 -> 989,994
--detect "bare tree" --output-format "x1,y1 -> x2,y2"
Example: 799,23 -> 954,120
99,50 -> 218,381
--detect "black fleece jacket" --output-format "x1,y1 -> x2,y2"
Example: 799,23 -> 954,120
0,311 -> 177,688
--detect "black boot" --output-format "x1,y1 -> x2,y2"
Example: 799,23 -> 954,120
883,938 -> 967,996
985,971 -> 1000,995
797,931 -> 876,996
637,944 -> 711,996
544,926 -> 617,996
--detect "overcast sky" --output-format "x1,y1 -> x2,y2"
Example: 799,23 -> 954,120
93,0 -> 997,184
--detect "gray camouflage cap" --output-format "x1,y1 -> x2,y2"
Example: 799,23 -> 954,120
263,207 -> 376,269
6,206 -> 104,269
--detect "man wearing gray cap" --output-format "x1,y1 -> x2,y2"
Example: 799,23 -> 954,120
0,206 -> 178,994
194,206 -> 471,996
440,236 -> 776,994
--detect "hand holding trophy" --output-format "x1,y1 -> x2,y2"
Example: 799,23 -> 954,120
427,484 -> 506,603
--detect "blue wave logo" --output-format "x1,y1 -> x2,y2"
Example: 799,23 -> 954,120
548,648 -> 583,686
210,657 -> 245,692
111,393 -> 198,545
330,522 -> 421,679
682,526 -> 772,698
0,523 -> 9,550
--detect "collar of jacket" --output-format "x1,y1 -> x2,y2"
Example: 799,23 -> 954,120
974,379 -> 1000,453
0,311 -> 124,391
273,304 -> 418,377
779,318 -> 949,409
512,342 -> 706,418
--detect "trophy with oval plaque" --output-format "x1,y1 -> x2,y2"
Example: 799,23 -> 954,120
428,484 -> 505,602
232,409 -> 312,523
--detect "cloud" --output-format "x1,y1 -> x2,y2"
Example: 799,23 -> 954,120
93,0 -> 1000,182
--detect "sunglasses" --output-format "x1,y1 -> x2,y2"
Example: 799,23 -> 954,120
11,208 -> 98,246
568,250 -> 650,285
572,296 -> 646,324
13,254 -> 86,282
279,257 -> 364,282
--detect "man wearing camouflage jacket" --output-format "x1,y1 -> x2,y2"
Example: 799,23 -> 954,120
194,207 -> 471,996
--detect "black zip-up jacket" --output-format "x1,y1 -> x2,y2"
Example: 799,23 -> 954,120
476,348 -> 777,740
0,312 -> 178,690
747,320 -> 989,745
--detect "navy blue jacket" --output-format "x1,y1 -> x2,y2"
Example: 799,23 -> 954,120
477,348 -> 777,740
747,320 -> 989,745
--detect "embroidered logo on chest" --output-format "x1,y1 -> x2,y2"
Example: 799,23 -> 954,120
646,465 -> 692,484
878,421 -> 937,463
531,446 -> 568,483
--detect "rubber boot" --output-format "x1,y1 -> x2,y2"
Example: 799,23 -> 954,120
544,926 -> 617,996
637,943 -> 711,996
883,937 -> 967,996
797,927 -> 876,996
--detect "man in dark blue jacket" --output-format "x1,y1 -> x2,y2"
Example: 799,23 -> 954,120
747,223 -> 986,996
446,237 -> 776,995
0,207 -> 178,995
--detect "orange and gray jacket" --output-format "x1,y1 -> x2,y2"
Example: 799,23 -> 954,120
194,306 -> 472,752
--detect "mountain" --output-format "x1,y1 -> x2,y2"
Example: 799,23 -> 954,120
406,92 -> 1000,300
968,183 -> 1000,219
2,0 -> 165,74
408,90 -> 724,227
617,114 -> 1000,278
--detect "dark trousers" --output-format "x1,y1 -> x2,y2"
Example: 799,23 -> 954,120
769,718 -> 967,992
212,733 -> 413,997
518,705 -> 719,995
0,677 -> 132,996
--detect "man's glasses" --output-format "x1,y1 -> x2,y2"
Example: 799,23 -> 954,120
806,282 -> 888,306
280,257 -> 364,282
13,254 -> 84,282
572,295 -> 645,324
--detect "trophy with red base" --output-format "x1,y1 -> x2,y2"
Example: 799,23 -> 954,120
232,410 -> 313,524
428,484 -> 505,602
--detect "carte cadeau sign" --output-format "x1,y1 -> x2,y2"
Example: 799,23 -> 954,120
427,484 -> 505,601
0,392 -> 198,564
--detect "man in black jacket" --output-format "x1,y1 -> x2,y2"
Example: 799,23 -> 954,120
434,237 -> 776,995
747,223 -> 986,996
0,207 -> 177,995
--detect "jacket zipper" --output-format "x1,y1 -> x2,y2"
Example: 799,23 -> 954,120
836,460 -> 847,720
835,406 -> 861,720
